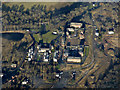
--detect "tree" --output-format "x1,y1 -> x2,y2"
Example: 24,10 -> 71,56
19,4 -> 25,12
26,8 -> 30,15
2,4 -> 10,12
11,4 -> 19,12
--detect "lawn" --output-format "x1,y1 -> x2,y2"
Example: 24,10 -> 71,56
42,31 -> 57,43
33,33 -> 41,43
84,46 -> 89,57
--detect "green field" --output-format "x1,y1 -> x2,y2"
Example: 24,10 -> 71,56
33,33 -> 42,43
42,31 -> 57,43
84,46 -> 89,57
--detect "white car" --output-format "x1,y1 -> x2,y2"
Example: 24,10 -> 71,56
55,74 -> 59,78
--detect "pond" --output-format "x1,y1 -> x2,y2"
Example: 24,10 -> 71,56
0,33 -> 24,41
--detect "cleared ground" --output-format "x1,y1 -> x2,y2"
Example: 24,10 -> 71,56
4,2 -> 73,11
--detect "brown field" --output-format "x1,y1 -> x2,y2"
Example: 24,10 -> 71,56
3,2 -> 73,11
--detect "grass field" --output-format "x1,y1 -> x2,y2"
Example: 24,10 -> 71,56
42,31 -> 57,43
33,33 -> 41,43
84,46 -> 89,57
4,2 -> 72,11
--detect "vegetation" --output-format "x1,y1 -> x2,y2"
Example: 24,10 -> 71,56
84,46 -> 89,57
42,31 -> 57,43
33,34 -> 41,43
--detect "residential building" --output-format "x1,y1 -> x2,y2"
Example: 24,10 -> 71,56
28,58 -> 31,61
37,45 -> 41,49
53,51 -> 59,62
11,64 -> 17,68
67,28 -> 74,32
38,48 -> 49,53
0,73 -> 3,78
52,31 -> 58,35
22,81 -> 28,85
79,50 -> 84,57
79,33 -> 85,39
95,32 -> 99,36
70,22 -> 82,28
53,58 -> 57,62
43,52 -> 49,62
108,31 -> 114,34
61,38 -> 65,47
67,57 -> 81,63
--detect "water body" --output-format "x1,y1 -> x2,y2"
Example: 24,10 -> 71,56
1,33 -> 24,41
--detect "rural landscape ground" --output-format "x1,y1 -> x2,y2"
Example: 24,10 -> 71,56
0,2 -> 120,89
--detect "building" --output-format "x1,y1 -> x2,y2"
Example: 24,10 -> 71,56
67,57 -> 81,63
61,38 -> 65,47
52,31 -> 58,35
11,64 -> 17,68
53,58 -> 57,62
79,33 -> 85,39
80,39 -> 85,45
43,56 -> 49,62
64,52 -> 69,57
22,81 -> 28,85
79,49 -> 84,57
28,58 -> 31,61
95,32 -> 99,36
67,28 -> 75,32
66,31 -> 69,36
0,73 -> 3,78
43,52 -> 49,62
53,51 -> 59,62
38,48 -> 50,53
108,31 -> 114,34
37,45 -> 41,49
70,22 -> 82,28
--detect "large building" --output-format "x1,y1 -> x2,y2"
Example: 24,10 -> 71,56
67,57 -> 81,63
70,22 -> 82,28
38,48 -> 49,53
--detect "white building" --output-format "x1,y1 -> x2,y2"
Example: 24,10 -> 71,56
38,48 -> 49,53
26,30 -> 29,32
28,58 -> 31,61
70,22 -> 82,28
37,45 -> 41,49
67,57 -> 81,63
108,31 -> 114,34
43,57 -> 49,62
43,53 -> 49,62
0,73 -> 3,78
95,32 -> 99,36
28,53 -> 30,57
67,28 -> 74,32
22,81 -> 28,85
93,4 -> 95,6
52,31 -> 58,35
53,58 -> 57,62
11,64 -> 17,68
